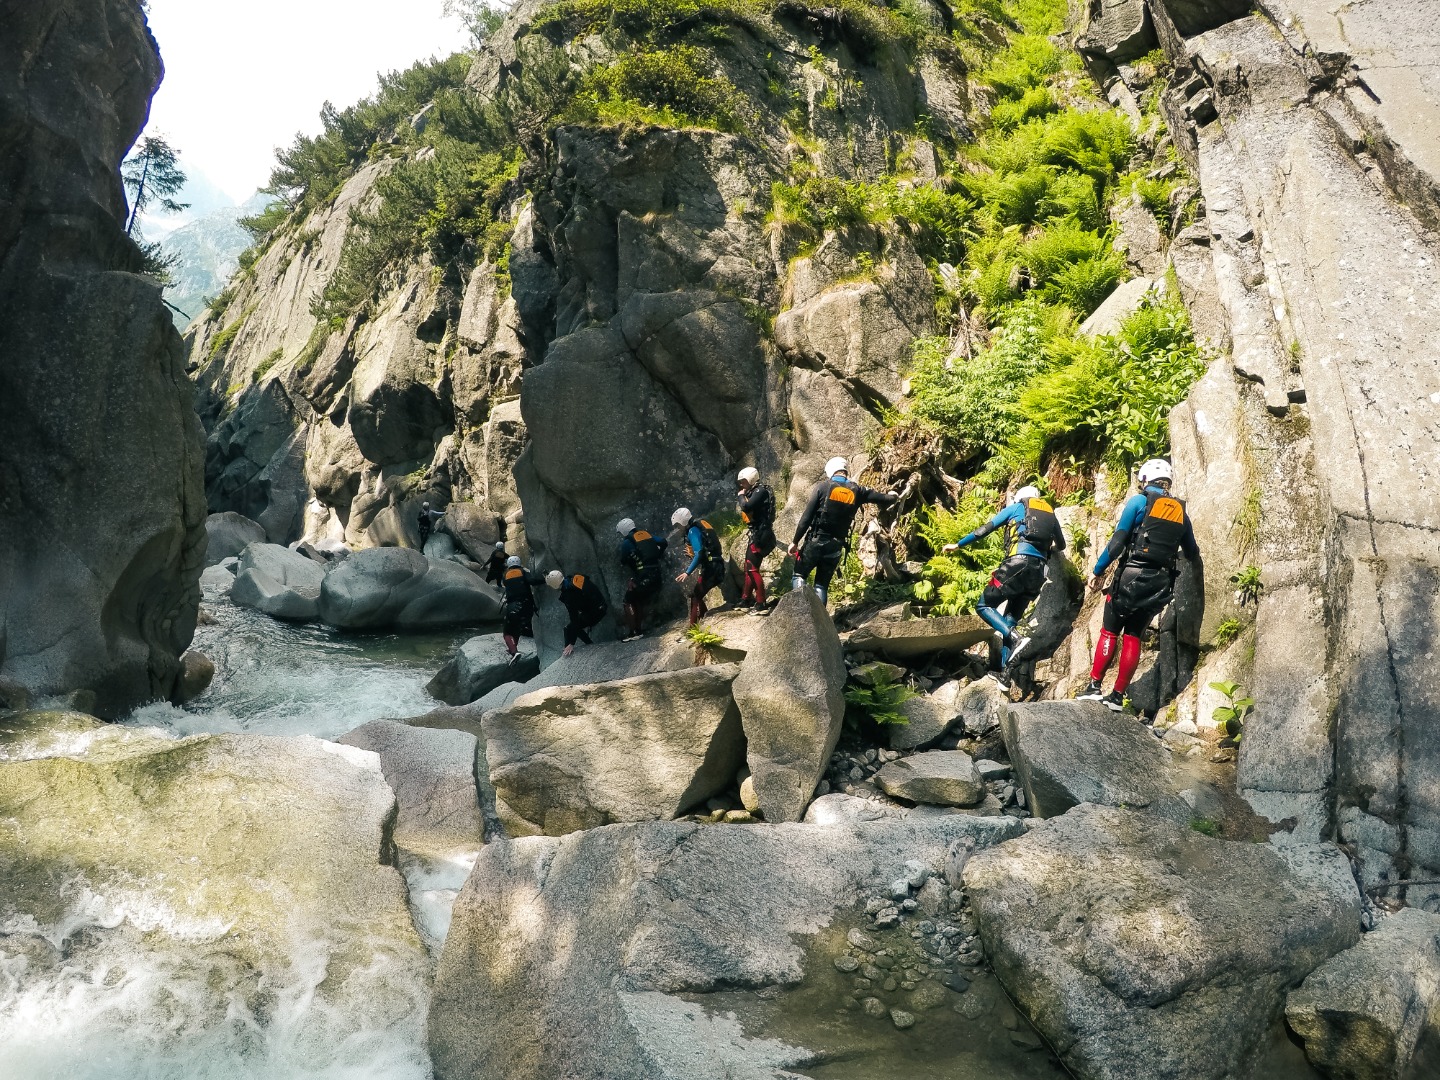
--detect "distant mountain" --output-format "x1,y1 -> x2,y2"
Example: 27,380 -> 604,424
156,193 -> 274,329
138,167 -> 238,238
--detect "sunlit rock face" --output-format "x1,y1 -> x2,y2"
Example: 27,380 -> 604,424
0,0 -> 206,716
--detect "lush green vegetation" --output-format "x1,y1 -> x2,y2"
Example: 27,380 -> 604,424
567,45 -> 748,131
844,668 -> 918,725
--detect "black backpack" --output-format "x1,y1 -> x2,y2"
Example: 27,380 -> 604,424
1125,491 -> 1187,571
1016,497 -> 1062,557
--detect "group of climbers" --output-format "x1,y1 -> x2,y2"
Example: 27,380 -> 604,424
415,451 -> 1196,715
944,458 -> 1198,711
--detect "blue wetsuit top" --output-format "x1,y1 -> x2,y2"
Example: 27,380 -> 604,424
1093,485 -> 1199,575
953,502 -> 1050,560
683,524 -> 708,575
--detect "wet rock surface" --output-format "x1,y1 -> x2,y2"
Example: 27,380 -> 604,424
426,633 -> 539,706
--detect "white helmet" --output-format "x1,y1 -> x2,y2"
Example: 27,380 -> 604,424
545,570 -> 564,590
422,501 -> 431,509
825,456 -> 849,477
737,466 -> 759,486
1138,459 -> 1173,486
506,555 -> 521,569
616,518 -> 636,536
1013,485 -> 1041,505
494,541 -> 505,551
671,507 -> 693,528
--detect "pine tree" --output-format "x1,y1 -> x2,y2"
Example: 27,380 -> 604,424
121,135 -> 188,237
444,0 -> 509,48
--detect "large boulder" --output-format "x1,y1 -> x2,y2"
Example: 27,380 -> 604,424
891,678 -> 1006,750
318,546 -> 501,630
1001,700 -> 1188,821
875,750 -> 986,807
337,719 -> 485,861
845,613 -> 994,663
0,1 -> 206,718
429,815 -> 1025,1080
426,633 -> 539,706
230,541 -> 326,621
203,511 -> 266,565
0,719 -> 429,1067
1286,907 -> 1440,1080
964,805 -> 1362,1080
482,664 -> 746,835
475,635 -> 699,710
730,588 -> 847,822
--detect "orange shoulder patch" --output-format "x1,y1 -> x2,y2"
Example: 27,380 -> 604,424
828,485 -> 857,505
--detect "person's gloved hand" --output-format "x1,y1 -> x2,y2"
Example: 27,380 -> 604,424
788,543 -> 801,559
942,542 -> 960,554
675,572 -> 689,583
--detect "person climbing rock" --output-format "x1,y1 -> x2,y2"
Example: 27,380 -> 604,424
673,507 -> 726,627
942,485 -> 1064,687
735,466 -> 777,614
417,501 -> 445,550
617,517 -> 667,641
499,555 -> 543,660
547,570 -> 609,657
484,541 -> 507,586
789,457 -> 899,606
1078,458 -> 1199,712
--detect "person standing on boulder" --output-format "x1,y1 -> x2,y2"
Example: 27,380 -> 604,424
1078,458 -> 1199,711
484,541 -> 507,586
547,570 -> 609,657
789,457 -> 899,606
617,518 -> 667,641
672,507 -> 726,627
499,555 -> 543,660
736,466 -> 777,613
417,501 -> 445,550
942,484 -> 1064,685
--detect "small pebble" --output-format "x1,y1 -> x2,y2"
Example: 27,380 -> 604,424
848,928 -> 877,951
898,979 -> 915,991
943,972 -> 970,993
862,997 -> 887,1018
872,953 -> 894,969
890,1008 -> 916,1030
864,749 -> 878,763
917,920 -> 936,935
849,767 -> 865,781
888,878 -> 911,900
956,994 -> 987,1019
874,907 -> 901,928
1010,1028 -> 1044,1050
904,860 -> 929,889
883,977 -> 898,992
1000,1005 -> 1019,1030
861,964 -> 884,982
834,955 -> 859,972
901,899 -> 918,911
724,810 -> 755,824
865,897 -> 888,915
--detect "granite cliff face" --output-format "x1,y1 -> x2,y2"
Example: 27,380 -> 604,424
1082,0 -> 1440,905
0,0 -> 206,716
186,0 -> 963,588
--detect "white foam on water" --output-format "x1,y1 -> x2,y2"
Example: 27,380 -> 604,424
0,886 -> 433,1080
398,852 -> 480,952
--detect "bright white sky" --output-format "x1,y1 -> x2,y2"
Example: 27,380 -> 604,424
143,0 -> 472,205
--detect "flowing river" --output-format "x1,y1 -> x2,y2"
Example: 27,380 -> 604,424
0,580 -> 472,1080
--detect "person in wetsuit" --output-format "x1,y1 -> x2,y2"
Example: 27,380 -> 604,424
1077,458 -> 1200,712
417,501 -> 445,549
789,457 -> 898,606
673,507 -> 726,627
547,570 -> 609,657
735,466 -> 777,613
498,555 -> 543,660
617,517 -> 668,640
484,541 -> 507,587
942,484 -> 1065,687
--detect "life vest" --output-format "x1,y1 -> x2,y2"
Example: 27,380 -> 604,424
814,480 -> 860,538
626,530 -> 663,575
1010,497 -> 1062,558
739,484 -> 776,532
1125,491 -> 1187,571
685,520 -> 725,570
503,566 -> 535,606
570,574 -> 587,590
